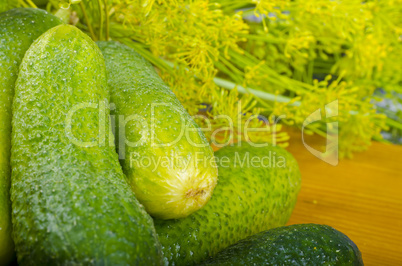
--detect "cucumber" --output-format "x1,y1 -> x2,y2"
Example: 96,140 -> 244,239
0,8 -> 62,265
11,25 -> 162,265
154,143 -> 301,265
97,41 -> 218,220
200,224 -> 364,265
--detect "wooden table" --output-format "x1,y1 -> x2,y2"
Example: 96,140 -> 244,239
285,129 -> 402,265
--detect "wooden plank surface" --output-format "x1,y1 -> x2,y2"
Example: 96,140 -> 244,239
285,129 -> 402,265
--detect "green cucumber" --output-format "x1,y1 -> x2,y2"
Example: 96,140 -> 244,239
154,143 -> 301,265
0,8 -> 62,265
201,224 -> 363,265
97,41 -> 218,220
11,25 -> 162,265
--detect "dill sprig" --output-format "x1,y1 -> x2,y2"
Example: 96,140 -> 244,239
39,0 -> 402,158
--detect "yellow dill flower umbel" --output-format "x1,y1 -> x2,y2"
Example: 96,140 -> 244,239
67,0 -> 400,157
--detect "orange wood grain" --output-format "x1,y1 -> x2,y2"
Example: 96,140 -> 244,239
285,129 -> 402,265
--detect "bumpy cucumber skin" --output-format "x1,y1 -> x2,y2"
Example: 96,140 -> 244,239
0,8 -> 62,265
201,224 -> 364,265
97,41 -> 218,220
154,143 -> 301,265
11,25 -> 162,265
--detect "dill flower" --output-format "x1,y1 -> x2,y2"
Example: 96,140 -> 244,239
37,0 -> 401,158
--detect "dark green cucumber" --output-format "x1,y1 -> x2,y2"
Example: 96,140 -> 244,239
201,224 -> 364,265
0,8 -> 62,265
97,41 -> 218,220
11,25 -> 162,265
154,143 -> 301,265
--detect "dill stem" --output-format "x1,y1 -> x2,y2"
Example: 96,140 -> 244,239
309,127 -> 328,138
104,0 -> 109,40
119,39 -> 173,74
213,76 -> 299,105
80,2 -> 97,41
372,135 -> 391,143
239,34 -> 286,44
97,0 -> 104,41
25,0 -> 37,8
386,117 -> 402,131
214,60 -> 241,84
18,0 -> 28,7
218,1 -> 249,11
219,55 -> 244,76
45,1 -> 52,12
229,49 -> 310,94
306,58 -> 314,84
